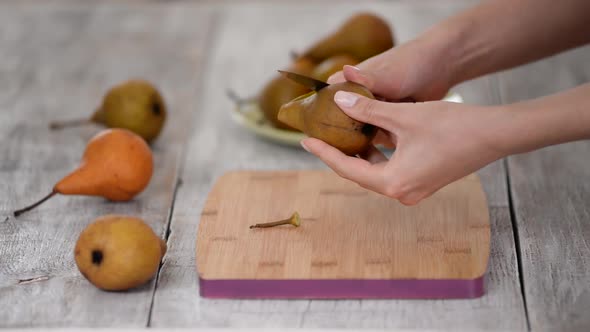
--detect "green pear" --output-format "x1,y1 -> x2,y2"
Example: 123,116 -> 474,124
51,80 -> 166,143
278,81 -> 377,156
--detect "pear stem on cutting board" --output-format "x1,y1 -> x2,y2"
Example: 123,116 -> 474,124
49,118 -> 94,130
13,191 -> 57,217
249,212 -> 301,229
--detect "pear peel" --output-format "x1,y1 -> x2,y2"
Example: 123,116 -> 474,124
278,81 -> 377,156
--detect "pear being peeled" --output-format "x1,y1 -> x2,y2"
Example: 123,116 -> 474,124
259,57 -> 315,130
278,82 -> 377,156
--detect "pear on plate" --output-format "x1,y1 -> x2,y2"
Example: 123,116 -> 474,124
301,13 -> 395,62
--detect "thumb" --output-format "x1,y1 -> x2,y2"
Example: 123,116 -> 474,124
334,91 -> 401,130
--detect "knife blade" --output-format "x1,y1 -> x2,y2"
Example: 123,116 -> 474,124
278,70 -> 329,91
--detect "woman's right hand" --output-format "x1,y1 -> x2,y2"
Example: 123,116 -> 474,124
327,34 -> 460,148
327,33 -> 458,103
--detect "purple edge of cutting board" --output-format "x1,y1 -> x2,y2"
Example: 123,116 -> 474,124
199,276 -> 485,299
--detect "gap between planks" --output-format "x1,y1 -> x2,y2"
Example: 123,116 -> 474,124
494,70 -> 530,331
504,158 -> 531,331
145,7 -> 223,328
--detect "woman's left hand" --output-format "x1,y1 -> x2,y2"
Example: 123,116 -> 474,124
301,92 -> 506,205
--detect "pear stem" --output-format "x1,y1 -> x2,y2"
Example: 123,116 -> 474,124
249,212 -> 300,229
13,191 -> 57,217
226,89 -> 257,108
289,50 -> 300,60
49,118 -> 93,130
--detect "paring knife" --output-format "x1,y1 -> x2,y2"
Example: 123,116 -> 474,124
278,70 -> 329,92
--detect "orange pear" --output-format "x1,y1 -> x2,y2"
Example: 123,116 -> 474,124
13,128 -> 153,217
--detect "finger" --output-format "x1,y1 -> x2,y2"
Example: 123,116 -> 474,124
373,129 -> 396,149
301,138 -> 384,191
334,91 -> 402,130
342,65 -> 375,90
331,65 -> 403,101
359,144 -> 388,164
327,70 -> 344,84
331,66 -> 391,101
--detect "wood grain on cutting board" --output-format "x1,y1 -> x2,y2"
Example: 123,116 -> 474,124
196,170 -> 490,281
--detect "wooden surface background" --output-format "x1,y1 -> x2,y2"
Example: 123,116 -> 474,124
0,1 -> 588,330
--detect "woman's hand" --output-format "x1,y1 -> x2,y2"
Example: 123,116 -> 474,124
326,34 -> 464,149
301,93 -> 505,205
327,35 -> 457,102
301,83 -> 590,205
331,0 -> 590,104
304,0 -> 590,205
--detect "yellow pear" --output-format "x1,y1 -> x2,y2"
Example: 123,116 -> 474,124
75,215 -> 166,291
51,80 -> 166,143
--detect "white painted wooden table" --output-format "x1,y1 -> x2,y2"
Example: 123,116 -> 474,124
0,1 -> 588,330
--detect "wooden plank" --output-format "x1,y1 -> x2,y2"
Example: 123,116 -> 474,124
499,46 -> 590,331
150,2 -> 526,329
0,2 -> 213,327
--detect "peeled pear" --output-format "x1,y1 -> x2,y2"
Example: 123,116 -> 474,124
278,82 -> 377,156
75,215 -> 166,291
13,128 -> 153,217
51,80 -> 166,143
312,54 -> 359,82
258,57 -> 315,130
302,13 -> 394,62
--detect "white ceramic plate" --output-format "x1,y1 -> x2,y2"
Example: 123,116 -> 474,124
231,92 -> 464,147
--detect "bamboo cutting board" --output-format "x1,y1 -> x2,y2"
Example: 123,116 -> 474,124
196,170 -> 491,299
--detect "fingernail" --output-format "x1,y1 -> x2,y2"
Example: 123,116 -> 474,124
344,66 -> 372,89
344,66 -> 365,80
344,65 -> 360,73
334,91 -> 358,108
300,140 -> 311,152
